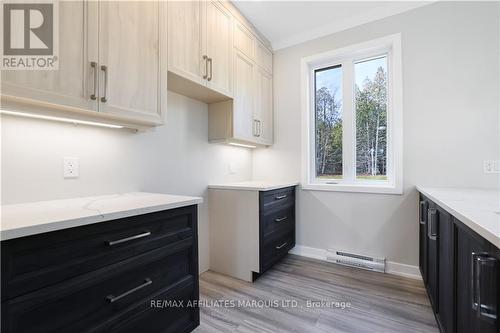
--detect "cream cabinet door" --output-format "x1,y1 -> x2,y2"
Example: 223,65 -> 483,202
204,1 -> 233,97
97,0 -> 165,124
1,1 -> 97,111
254,67 -> 273,145
233,52 -> 255,142
168,1 -> 204,86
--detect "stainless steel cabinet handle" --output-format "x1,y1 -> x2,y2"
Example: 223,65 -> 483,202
472,253 -> 498,322
256,120 -> 261,137
106,231 -> 151,246
203,55 -> 208,79
106,278 -> 152,303
427,208 -> 437,241
207,57 -> 213,81
100,65 -> 108,103
275,242 -> 288,250
419,200 -> 427,225
275,194 -> 287,200
253,119 -> 258,137
274,216 -> 288,223
90,61 -> 98,100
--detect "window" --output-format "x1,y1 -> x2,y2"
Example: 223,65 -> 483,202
301,34 -> 402,194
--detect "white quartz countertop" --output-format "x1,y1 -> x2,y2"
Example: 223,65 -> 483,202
417,187 -> 500,249
1,192 -> 203,241
208,180 -> 299,191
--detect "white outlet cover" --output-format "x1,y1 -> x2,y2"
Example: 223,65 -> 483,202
484,160 -> 500,174
63,157 -> 79,178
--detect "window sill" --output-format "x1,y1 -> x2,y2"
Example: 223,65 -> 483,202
301,183 -> 403,195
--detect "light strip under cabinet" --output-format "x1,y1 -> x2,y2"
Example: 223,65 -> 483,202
0,110 -> 124,129
228,142 -> 257,149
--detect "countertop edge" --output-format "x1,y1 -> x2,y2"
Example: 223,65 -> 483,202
208,183 -> 299,191
1,197 -> 203,241
416,186 -> 500,249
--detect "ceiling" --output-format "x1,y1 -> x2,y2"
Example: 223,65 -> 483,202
233,1 -> 432,50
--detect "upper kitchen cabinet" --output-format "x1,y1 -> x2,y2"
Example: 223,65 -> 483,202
253,66 -> 273,145
1,0 -> 166,129
97,1 -> 165,124
168,0 -> 233,103
1,1 -> 96,112
208,12 -> 274,147
204,1 -> 233,97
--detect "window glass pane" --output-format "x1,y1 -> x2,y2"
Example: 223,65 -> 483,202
314,65 -> 343,180
355,56 -> 388,181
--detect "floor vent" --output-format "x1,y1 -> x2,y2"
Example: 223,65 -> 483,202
326,249 -> 386,273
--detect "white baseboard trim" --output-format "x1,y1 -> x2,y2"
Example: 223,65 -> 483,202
289,245 -> 422,280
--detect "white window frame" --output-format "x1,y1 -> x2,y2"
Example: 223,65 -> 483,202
301,34 -> 403,194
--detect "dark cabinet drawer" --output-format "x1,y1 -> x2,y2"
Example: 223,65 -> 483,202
2,240 -> 195,333
94,278 -> 198,333
262,206 -> 294,240
260,231 -> 295,272
2,206 -> 196,300
261,187 -> 295,212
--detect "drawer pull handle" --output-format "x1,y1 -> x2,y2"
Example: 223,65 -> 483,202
107,231 -> 151,246
106,278 -> 152,303
275,242 -> 288,250
427,208 -> 438,241
419,200 -> 427,225
275,195 -> 287,200
274,216 -> 288,223
471,253 -> 498,322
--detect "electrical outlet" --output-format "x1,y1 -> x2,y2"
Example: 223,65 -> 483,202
63,157 -> 79,178
483,160 -> 500,174
228,162 -> 237,175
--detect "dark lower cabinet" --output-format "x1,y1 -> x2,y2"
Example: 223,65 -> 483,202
456,225 -> 498,333
1,205 -> 200,333
419,192 -> 499,333
436,207 -> 454,333
419,197 -> 429,284
427,203 -> 439,311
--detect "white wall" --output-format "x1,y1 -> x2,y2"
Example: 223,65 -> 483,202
1,91 -> 253,272
253,2 -> 500,267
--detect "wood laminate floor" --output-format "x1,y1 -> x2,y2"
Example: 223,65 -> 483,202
194,255 -> 439,333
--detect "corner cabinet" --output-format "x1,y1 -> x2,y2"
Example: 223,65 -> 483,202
1,0 -> 167,129
419,192 -> 499,333
208,15 -> 273,147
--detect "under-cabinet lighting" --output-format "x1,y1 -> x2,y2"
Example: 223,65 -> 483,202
228,142 -> 257,149
0,110 -> 124,129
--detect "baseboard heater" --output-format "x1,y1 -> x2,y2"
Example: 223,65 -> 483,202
326,249 -> 386,273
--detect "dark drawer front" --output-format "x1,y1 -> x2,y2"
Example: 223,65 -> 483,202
261,187 -> 295,212
2,240 -> 196,333
262,206 -> 295,240
2,206 -> 196,300
93,278 -> 198,333
260,231 -> 295,272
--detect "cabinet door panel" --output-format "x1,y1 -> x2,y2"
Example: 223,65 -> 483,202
437,208 -> 454,333
98,0 -> 163,123
457,226 -> 498,333
419,197 -> 428,283
233,52 -> 254,142
256,40 -> 272,73
254,67 -> 273,145
427,204 -> 438,311
234,21 -> 254,61
168,1 -> 204,85
205,1 -> 232,97
1,1 -> 96,111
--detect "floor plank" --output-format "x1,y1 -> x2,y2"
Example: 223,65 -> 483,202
194,255 -> 439,333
